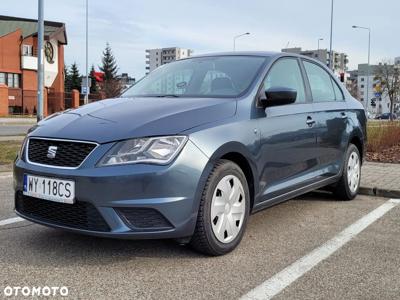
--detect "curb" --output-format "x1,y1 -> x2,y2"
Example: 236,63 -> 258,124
359,186 -> 400,199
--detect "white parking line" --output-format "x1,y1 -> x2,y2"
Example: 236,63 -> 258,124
241,199 -> 400,300
0,216 -> 24,226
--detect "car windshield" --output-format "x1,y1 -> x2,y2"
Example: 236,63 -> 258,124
122,55 -> 268,98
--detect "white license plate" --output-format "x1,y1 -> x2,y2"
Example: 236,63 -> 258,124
23,174 -> 75,204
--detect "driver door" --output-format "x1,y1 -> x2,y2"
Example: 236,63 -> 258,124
257,58 -> 319,202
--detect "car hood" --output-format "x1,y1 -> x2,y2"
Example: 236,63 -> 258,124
29,97 -> 236,143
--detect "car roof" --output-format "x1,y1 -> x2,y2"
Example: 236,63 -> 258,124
189,51 -> 323,64
192,51 -> 280,58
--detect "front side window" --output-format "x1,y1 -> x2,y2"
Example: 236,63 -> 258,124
122,56 -> 268,98
303,61 -> 336,102
332,80 -> 344,100
263,58 -> 306,103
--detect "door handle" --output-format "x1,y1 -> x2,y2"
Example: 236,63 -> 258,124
306,116 -> 315,127
340,112 -> 347,118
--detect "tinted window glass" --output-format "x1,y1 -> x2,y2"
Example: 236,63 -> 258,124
304,61 -> 335,102
123,56 -> 267,98
264,58 -> 306,103
332,78 -> 344,100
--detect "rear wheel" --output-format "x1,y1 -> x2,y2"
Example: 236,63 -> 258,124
333,144 -> 361,200
190,159 -> 250,256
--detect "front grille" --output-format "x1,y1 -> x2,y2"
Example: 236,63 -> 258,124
27,138 -> 96,168
15,193 -> 110,232
117,208 -> 173,230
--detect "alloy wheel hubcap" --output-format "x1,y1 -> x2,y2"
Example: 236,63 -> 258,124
347,151 -> 360,193
210,175 -> 246,243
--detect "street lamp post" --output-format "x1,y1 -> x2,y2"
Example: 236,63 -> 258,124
84,0 -> 89,105
329,0 -> 334,70
37,0 -> 44,121
317,38 -> 323,51
233,32 -> 250,51
352,25 -> 371,111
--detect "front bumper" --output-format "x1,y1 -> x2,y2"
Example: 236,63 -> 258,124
13,139 -> 209,239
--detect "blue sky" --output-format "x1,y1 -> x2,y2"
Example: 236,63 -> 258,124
2,0 -> 399,79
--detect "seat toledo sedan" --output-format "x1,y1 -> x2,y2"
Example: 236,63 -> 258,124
14,52 -> 366,255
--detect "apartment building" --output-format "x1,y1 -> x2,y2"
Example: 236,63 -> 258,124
145,47 -> 192,74
282,47 -> 348,75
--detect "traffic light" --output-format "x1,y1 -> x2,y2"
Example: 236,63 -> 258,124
371,99 -> 376,107
340,73 -> 345,82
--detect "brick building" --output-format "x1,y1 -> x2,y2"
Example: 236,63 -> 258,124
0,15 -> 67,115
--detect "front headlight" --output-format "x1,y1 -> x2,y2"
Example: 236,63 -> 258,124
97,136 -> 188,166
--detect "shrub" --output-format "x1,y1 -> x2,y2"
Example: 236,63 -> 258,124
367,121 -> 400,153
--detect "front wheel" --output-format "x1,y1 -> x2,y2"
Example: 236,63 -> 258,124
333,144 -> 361,200
190,159 -> 250,256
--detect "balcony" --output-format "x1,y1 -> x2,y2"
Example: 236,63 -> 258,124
21,55 -> 38,70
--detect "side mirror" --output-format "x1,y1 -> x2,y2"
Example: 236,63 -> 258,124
260,87 -> 297,107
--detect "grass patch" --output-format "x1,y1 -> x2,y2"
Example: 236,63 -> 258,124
367,121 -> 400,153
0,141 -> 22,165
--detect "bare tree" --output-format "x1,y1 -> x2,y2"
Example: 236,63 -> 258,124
99,79 -> 123,99
374,60 -> 400,120
346,79 -> 359,99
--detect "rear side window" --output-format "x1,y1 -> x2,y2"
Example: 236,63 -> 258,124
303,61 -> 336,102
264,58 -> 306,103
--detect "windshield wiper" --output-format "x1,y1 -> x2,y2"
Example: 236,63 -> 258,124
155,94 -> 181,98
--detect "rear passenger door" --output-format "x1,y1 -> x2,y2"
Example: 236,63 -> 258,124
302,60 -> 349,178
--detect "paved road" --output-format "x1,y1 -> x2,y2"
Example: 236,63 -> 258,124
0,174 -> 399,299
0,125 -> 31,136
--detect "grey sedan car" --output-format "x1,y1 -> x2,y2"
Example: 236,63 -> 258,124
14,52 -> 366,255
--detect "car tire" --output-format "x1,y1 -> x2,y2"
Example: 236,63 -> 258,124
333,144 -> 361,201
190,159 -> 250,256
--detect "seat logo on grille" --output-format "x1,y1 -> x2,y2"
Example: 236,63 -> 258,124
47,146 -> 58,159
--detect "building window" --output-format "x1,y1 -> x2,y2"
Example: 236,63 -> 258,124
361,98 -> 364,101
22,44 -> 33,56
360,78 -> 365,82
13,74 -> 19,88
361,84 -> 364,88
1,73 -> 20,88
7,74 -> 13,87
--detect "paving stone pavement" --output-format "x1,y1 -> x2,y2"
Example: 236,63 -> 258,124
361,162 -> 400,197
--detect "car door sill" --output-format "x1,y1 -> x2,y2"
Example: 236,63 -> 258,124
251,175 -> 340,214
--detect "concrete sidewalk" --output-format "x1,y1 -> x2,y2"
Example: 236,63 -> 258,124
0,117 -> 36,124
360,162 -> 400,198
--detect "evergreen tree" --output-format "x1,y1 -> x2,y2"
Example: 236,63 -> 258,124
69,62 -> 81,91
64,65 -> 72,92
89,65 -> 98,94
100,43 -> 118,81
99,43 -> 122,98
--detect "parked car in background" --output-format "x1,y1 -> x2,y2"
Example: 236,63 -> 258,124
366,111 -> 376,120
14,52 -> 366,255
375,113 -> 397,120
